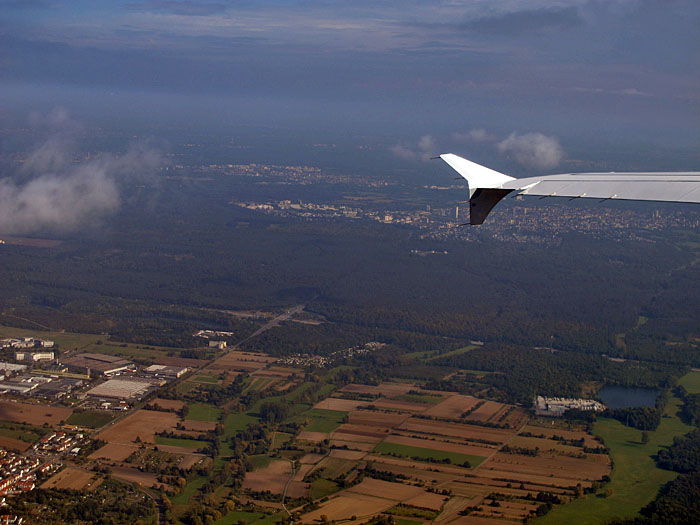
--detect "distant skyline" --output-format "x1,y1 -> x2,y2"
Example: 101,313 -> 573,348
2,1 -> 699,151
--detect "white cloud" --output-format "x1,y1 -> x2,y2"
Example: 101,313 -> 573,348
0,110 -> 162,235
390,134 -> 438,162
452,129 -> 490,142
497,132 -> 564,170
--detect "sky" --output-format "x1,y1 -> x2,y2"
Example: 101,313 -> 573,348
1,1 -> 699,148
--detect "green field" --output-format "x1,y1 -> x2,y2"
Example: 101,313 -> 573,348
224,413 -> 259,435
393,393 -> 444,404
191,374 -> 219,384
0,421 -> 48,443
271,432 -> 292,449
678,370 -> 700,393
154,436 -> 206,449
303,408 -> 347,433
535,392 -> 693,525
171,475 -> 209,505
373,441 -> 484,467
186,403 -> 222,422
66,410 -> 115,429
248,455 -> 271,470
310,478 -> 340,499
215,510 -> 265,525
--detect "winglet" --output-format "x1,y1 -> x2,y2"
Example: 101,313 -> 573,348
439,154 -> 516,225
439,154 -> 515,198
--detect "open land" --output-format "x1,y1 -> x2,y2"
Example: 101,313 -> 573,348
41,467 -> 99,490
0,400 -> 72,426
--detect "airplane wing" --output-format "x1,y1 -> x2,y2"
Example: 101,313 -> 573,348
439,153 -> 700,225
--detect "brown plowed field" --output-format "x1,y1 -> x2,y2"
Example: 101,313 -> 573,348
509,435 -> 585,455
333,424 -> 387,440
434,495 -> 472,523
252,367 -> 299,378
521,424 -> 599,447
300,453 -> 326,464
242,459 -> 291,494
339,383 -> 413,397
348,411 -> 409,428
0,436 -> 31,452
363,455 -> 472,476
286,480 -> 310,499
404,491 -> 448,510
367,460 -> 458,484
464,401 -> 503,422
372,399 -> 429,412
478,468 -> 591,489
297,431 -> 328,442
41,467 -> 97,490
181,420 -> 217,432
302,493 -> 394,522
501,408 -> 529,428
347,478 -> 423,500
488,452 -> 609,479
90,442 -> 136,461
314,398 -> 369,411
423,395 -> 480,418
147,398 -> 185,410
111,466 -> 172,490
209,351 -> 275,372
330,439 -> 377,451
383,434 -> 493,457
317,457 -> 357,478
0,400 -> 72,426
96,409 -> 179,444
330,449 -> 366,460
399,418 -> 515,443
293,463 -> 314,481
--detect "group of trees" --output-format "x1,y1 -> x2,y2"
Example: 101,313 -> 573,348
6,479 -> 155,524
425,344 -> 684,407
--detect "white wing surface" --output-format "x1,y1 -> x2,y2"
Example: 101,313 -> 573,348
439,154 -> 700,225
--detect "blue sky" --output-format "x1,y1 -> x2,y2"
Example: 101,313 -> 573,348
1,0 -> 699,148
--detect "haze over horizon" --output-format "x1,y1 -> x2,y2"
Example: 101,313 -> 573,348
1,0 -> 698,152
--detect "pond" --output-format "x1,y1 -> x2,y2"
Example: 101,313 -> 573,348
598,385 -> 659,409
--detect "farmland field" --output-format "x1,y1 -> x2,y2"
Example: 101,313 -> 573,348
96,409 -> 179,444
678,370 -> 700,393
66,410 -> 115,429
374,441 -> 484,467
0,400 -> 72,426
303,408 -> 347,433
186,403 -> 222,422
172,475 -> 209,505
0,420 -> 48,442
310,478 -> 340,499
41,467 -> 99,490
534,392 -> 692,525
155,436 -> 206,449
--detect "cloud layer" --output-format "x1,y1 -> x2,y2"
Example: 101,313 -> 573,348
393,129 -> 565,171
0,110 -> 162,235
497,132 -> 565,170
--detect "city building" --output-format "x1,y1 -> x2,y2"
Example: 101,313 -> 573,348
85,377 -> 163,401
141,364 -> 188,379
59,353 -> 134,376
14,351 -> 54,362
534,395 -> 606,416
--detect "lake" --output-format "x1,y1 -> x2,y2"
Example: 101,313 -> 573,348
598,385 -> 659,409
